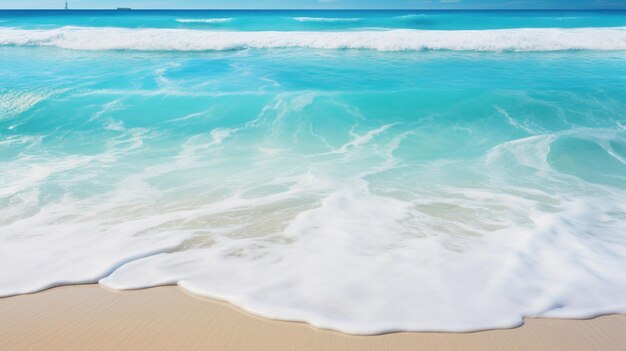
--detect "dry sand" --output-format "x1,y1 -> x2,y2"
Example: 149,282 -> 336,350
1,285 -> 625,351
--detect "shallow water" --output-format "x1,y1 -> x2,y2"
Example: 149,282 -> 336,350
1,10 -> 626,333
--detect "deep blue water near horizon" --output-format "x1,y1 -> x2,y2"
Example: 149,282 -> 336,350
1,10 -> 626,333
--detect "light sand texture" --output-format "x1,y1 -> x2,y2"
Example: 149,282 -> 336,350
1,285 -> 625,351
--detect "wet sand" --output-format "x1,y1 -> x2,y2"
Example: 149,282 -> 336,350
1,285 -> 625,351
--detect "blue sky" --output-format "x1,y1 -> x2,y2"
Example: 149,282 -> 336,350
1,0 -> 625,9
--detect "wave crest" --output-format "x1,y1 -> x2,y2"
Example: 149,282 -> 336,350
175,18 -> 233,23
294,17 -> 363,22
1,26 -> 626,52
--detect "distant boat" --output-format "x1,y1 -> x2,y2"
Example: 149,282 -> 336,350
116,7 -> 131,11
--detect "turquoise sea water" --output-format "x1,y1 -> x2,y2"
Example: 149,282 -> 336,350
3,9 -> 626,30
1,10 -> 626,333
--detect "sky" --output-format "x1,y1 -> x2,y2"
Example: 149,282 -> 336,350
1,0 -> 625,10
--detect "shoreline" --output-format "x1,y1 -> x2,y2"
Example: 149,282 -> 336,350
1,285 -> 625,351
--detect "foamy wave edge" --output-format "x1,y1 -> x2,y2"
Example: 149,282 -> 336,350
294,17 -> 363,22
175,18 -> 233,23
2,26 -> 626,52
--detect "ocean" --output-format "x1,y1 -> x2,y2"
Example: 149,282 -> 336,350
1,10 -> 626,333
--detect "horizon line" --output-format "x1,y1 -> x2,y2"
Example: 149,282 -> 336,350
1,8 -> 624,11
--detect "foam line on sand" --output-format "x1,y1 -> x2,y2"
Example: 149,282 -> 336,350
1,285 -> 625,351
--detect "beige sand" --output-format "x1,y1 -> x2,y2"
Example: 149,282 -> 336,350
1,285 -> 625,351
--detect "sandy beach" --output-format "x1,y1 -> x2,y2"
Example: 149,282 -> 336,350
2,6 -> 626,351
1,285 -> 624,351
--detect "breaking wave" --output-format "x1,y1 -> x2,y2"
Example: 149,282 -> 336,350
1,26 -> 626,52
175,18 -> 234,24
293,17 -> 363,22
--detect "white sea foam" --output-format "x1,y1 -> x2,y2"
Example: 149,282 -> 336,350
175,18 -> 233,24
0,89 -> 58,119
2,93 -> 626,333
396,14 -> 432,20
294,17 -> 363,22
1,26 -> 626,52
2,67 -> 626,334
99,171 -> 626,333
